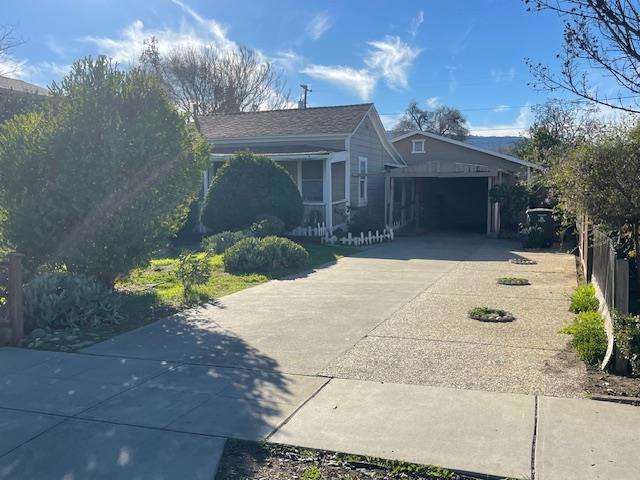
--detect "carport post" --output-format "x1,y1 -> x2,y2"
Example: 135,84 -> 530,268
486,177 -> 492,234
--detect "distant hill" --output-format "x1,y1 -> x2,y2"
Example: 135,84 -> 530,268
464,135 -> 522,155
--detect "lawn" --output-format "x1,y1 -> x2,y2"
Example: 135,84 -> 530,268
117,241 -> 360,308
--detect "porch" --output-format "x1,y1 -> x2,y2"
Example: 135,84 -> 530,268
206,150 -> 349,232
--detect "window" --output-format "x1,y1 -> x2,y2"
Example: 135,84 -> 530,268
358,156 -> 368,205
301,160 -> 323,202
412,139 -> 425,153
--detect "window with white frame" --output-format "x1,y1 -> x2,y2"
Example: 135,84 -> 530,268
412,139 -> 425,153
358,156 -> 368,205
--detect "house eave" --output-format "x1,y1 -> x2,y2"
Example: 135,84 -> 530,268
208,133 -> 349,145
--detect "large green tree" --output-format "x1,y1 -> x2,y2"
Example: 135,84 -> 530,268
549,124 -> 640,284
0,56 -> 210,285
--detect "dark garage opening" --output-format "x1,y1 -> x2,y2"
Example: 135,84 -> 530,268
416,177 -> 487,233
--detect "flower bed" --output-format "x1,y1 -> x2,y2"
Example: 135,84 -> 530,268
468,306 -> 516,323
497,277 -> 530,286
509,258 -> 537,265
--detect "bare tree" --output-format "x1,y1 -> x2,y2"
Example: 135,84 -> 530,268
0,25 -> 23,76
393,101 -> 470,140
525,0 -> 640,113
139,37 -> 291,118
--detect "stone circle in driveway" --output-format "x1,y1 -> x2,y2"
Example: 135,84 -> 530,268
468,307 -> 516,323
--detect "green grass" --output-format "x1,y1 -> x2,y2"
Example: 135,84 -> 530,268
114,241 -> 360,330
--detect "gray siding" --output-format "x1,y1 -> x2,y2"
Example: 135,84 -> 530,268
393,134 -> 527,176
349,113 -> 394,219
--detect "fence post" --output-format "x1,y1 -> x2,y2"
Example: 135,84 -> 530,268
8,253 -> 24,345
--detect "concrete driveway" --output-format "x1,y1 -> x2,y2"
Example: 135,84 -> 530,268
1,235 -> 638,479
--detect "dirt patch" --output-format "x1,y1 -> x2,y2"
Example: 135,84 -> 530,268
215,440 -> 483,480
585,366 -> 640,399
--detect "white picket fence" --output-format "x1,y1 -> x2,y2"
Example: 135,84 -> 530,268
290,223 -> 332,238
328,229 -> 394,246
291,222 -> 396,246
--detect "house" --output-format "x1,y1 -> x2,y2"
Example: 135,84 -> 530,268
196,103 -> 404,231
196,104 -> 541,235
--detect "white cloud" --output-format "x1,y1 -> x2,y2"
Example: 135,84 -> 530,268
306,12 -> 332,40
380,113 -> 404,130
82,0 -> 235,63
490,67 -> 516,84
270,50 -> 304,72
409,10 -> 424,38
426,96 -> 440,108
492,104 -> 510,113
365,36 -> 421,90
469,105 -> 533,137
302,64 -> 376,101
0,54 -> 26,77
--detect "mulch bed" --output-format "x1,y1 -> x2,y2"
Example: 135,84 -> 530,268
585,366 -> 640,402
215,440 -> 484,480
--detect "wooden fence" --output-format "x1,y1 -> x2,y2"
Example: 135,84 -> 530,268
576,218 -> 629,371
0,253 -> 24,345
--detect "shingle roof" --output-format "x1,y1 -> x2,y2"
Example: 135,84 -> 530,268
0,75 -> 49,96
197,103 -> 373,140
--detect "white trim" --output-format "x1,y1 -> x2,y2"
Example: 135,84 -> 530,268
296,160 -> 303,194
411,139 -> 425,153
328,151 -> 348,163
391,130 -> 542,169
323,159 -> 333,229
210,152 -> 331,161
357,156 -> 368,206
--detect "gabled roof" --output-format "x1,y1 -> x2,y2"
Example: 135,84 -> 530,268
391,130 -> 542,170
0,75 -> 49,96
197,103 -> 373,140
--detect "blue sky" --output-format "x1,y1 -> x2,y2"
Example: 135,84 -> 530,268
2,0 -> 570,135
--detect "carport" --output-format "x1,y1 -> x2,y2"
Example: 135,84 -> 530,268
386,131 -> 541,235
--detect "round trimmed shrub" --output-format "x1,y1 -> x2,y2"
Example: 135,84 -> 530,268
24,272 -> 122,330
224,236 -> 308,274
201,153 -> 303,233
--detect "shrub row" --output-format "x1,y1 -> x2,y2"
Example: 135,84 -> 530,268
224,236 -> 308,274
563,283 -> 606,366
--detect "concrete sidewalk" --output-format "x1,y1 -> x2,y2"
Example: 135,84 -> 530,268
1,348 -> 638,479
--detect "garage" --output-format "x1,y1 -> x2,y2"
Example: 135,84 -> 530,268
386,131 -> 541,236
416,177 -> 488,233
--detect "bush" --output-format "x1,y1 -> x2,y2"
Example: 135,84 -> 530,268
614,312 -> 640,376
201,153 -> 303,233
224,236 -> 308,274
520,225 -> 548,248
24,272 -> 122,330
569,284 -> 599,313
250,214 -> 285,237
202,230 -> 249,254
176,252 -> 212,304
0,57 -> 210,286
561,311 -> 607,365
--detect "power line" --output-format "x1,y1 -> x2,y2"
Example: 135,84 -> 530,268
379,94 -> 640,116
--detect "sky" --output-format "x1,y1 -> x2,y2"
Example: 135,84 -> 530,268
2,0 -> 575,136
